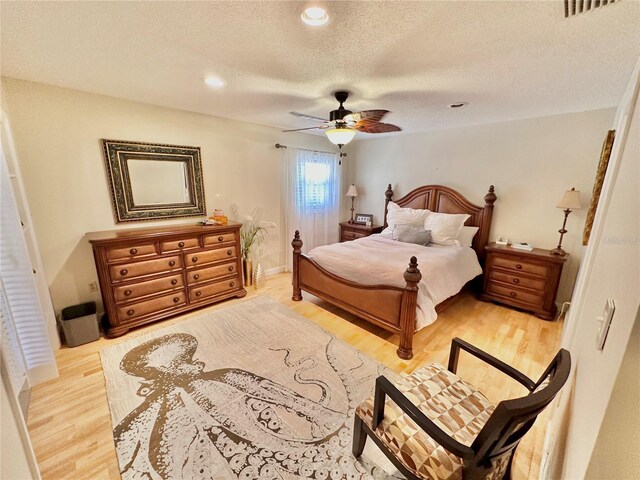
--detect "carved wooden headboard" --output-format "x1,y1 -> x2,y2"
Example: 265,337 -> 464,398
383,184 -> 497,262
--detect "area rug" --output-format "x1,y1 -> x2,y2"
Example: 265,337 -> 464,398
100,296 -> 401,479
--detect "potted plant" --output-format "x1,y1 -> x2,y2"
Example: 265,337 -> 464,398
231,205 -> 276,286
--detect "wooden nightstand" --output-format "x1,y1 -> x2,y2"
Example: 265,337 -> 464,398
479,243 -> 567,320
339,222 -> 384,242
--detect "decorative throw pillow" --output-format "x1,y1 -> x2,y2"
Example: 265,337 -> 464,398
424,212 -> 470,246
457,226 -> 479,247
381,202 -> 431,236
392,225 -> 432,246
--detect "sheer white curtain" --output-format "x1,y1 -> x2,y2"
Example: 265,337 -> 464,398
285,148 -> 340,271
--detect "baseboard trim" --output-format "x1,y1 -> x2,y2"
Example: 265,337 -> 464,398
265,266 -> 286,277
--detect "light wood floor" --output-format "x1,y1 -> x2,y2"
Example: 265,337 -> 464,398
27,272 -> 563,479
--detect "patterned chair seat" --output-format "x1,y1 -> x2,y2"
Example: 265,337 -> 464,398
355,363 -> 499,480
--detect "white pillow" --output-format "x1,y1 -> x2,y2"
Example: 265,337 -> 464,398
423,212 -> 470,246
381,202 -> 431,236
457,226 -> 479,247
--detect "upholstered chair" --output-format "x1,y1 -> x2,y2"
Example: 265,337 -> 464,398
353,337 -> 571,480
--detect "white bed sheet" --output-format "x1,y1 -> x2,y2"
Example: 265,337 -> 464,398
307,234 -> 482,330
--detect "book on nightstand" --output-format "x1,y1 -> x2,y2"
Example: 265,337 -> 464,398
512,242 -> 534,251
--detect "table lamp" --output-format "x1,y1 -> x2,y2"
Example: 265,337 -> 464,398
551,187 -> 582,256
346,184 -> 358,223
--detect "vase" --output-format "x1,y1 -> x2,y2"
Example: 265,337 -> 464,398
242,258 -> 253,287
253,262 -> 265,289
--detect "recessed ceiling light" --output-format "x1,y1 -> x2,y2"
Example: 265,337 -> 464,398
449,102 -> 468,108
204,76 -> 225,88
301,6 -> 329,26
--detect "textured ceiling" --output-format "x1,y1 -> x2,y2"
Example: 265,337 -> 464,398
1,1 -> 639,136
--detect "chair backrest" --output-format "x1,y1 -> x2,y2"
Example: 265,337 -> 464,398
470,349 -> 571,470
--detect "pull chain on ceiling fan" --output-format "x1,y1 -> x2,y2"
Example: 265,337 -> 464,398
283,91 -> 401,148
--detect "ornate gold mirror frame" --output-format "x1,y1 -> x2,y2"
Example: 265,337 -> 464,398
101,139 -> 206,223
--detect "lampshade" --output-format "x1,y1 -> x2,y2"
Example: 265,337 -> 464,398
325,126 -> 357,146
346,184 -> 358,197
556,188 -> 582,210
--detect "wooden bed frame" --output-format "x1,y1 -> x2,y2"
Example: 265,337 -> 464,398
291,184 -> 497,359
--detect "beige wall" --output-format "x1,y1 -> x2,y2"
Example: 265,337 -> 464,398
1,77 -> 334,314
555,59 -> 640,479
586,310 -> 640,479
348,108 -> 615,303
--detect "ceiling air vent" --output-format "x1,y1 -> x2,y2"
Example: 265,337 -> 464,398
564,0 -> 617,18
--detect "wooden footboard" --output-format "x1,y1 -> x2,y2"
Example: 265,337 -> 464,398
291,231 -> 422,359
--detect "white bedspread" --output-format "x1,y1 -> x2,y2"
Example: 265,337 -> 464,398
307,235 -> 482,331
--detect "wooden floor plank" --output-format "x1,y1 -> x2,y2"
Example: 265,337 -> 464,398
27,272 -> 563,479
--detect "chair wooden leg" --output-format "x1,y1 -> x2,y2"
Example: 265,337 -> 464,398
352,415 -> 367,457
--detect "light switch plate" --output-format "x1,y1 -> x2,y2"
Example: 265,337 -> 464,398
596,299 -> 615,350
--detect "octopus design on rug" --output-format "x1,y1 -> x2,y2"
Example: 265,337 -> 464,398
113,332 -> 390,479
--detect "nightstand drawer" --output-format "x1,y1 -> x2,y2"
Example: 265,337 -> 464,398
492,256 -> 550,277
490,271 -> 545,291
487,282 -> 544,307
341,230 -> 366,241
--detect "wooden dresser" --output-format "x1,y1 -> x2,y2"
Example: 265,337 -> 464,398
339,222 -> 384,242
88,223 -> 246,337
479,243 -> 566,320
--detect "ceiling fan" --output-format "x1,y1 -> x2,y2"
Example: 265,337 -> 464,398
282,91 -> 401,148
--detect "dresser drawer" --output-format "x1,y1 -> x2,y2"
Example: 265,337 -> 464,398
203,233 -> 236,246
114,273 -> 184,303
117,291 -> 186,323
486,282 -> 544,307
189,278 -> 240,302
187,261 -> 237,285
185,246 -> 237,267
160,237 -> 200,253
489,271 -> 545,291
492,256 -> 550,277
110,255 -> 182,281
106,243 -> 156,261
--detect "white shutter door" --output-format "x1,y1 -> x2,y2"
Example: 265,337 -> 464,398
1,117 -> 58,387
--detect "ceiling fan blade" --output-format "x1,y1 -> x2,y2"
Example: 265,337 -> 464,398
289,111 -> 328,122
355,122 -> 402,134
344,109 -> 389,124
281,126 -> 326,132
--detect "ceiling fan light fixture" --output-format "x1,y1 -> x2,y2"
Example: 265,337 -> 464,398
301,6 -> 329,26
325,126 -> 356,146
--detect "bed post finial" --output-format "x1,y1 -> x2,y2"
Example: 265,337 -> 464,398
484,185 -> 497,205
291,231 -> 303,301
384,184 -> 394,229
398,256 -> 421,360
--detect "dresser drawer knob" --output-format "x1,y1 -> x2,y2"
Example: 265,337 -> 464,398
515,264 -> 523,270
229,281 -> 235,287
120,269 -> 128,276
195,291 -> 202,297
512,278 -> 520,284
192,257 -> 198,263
171,279 -> 178,285
178,242 -> 185,248
218,236 -> 224,242
228,266 -> 234,272
510,291 -> 517,298
130,248 -> 138,255
173,297 -> 180,303
127,309 -> 134,316
194,274 -> 200,280
227,250 -> 232,256
124,289 -> 132,297
169,260 -> 176,267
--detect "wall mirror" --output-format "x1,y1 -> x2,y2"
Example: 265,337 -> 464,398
101,139 -> 206,222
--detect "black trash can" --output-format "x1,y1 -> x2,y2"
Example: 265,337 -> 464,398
60,302 -> 100,347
